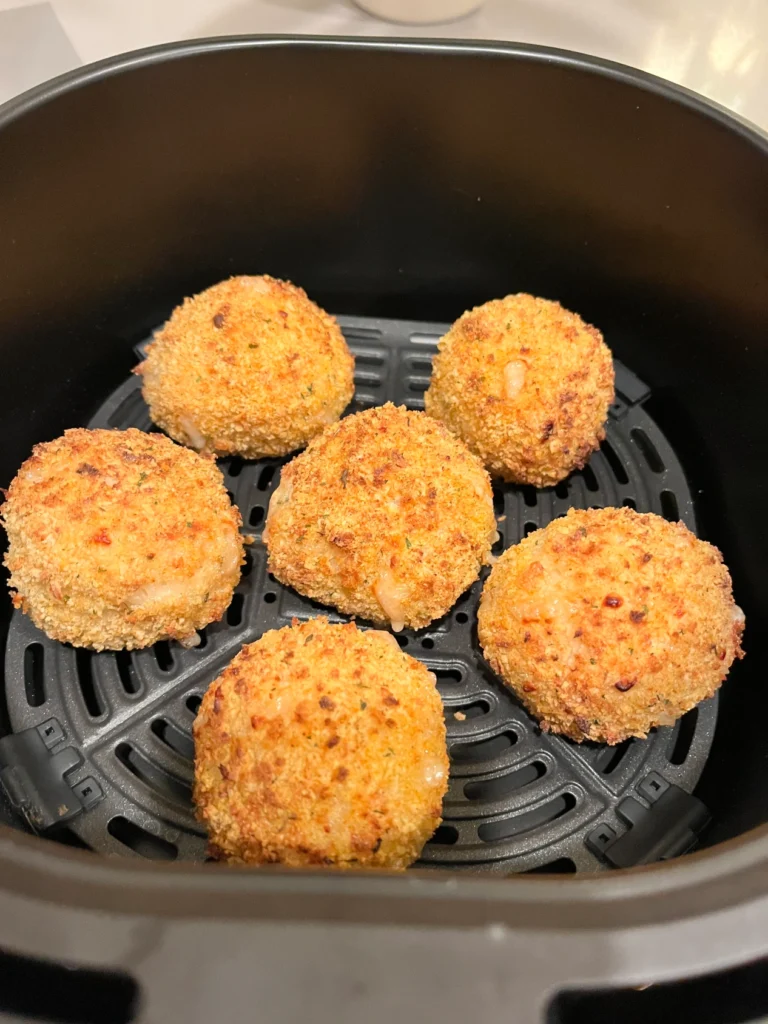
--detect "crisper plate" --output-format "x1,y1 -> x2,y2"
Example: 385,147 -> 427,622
2,315 -> 716,872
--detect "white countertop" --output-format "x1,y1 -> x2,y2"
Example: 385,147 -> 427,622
1,0 -> 766,132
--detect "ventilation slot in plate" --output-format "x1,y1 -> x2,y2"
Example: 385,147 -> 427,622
631,427 -> 665,473
668,707 -> 699,766
257,464 -> 277,491
451,731 -> 517,764
594,739 -> 633,775
115,650 -> 140,695
23,643 -> 45,707
464,761 -> 546,802
107,815 -> 177,860
601,439 -> 630,484
660,489 -> 679,521
524,857 -> 576,874
75,649 -> 104,717
447,699 -> 491,722
429,824 -> 459,845
478,792 -> 577,843
226,592 -> 245,626
115,742 -> 191,806
153,641 -> 174,673
151,718 -> 194,761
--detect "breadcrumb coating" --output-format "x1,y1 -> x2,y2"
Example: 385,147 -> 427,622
263,403 -> 497,631
478,507 -> 744,744
2,428 -> 243,650
138,275 -> 354,458
425,293 -> 614,487
194,618 -> 448,868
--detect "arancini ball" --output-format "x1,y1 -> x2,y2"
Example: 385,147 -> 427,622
2,428 -> 244,650
263,403 -> 497,631
193,618 -> 449,868
425,293 -> 615,487
137,275 -> 354,458
478,507 -> 744,744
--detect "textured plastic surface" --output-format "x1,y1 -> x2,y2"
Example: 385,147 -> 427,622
3,316 -> 716,870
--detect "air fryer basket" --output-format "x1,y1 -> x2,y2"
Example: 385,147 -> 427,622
0,36 -> 767,1023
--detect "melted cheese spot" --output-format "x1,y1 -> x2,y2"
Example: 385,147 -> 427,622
179,416 -> 206,452
221,532 -> 242,576
504,360 -> 527,400
422,756 -> 447,786
374,571 -> 409,632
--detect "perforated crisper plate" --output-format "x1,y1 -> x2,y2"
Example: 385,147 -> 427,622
3,316 -> 717,871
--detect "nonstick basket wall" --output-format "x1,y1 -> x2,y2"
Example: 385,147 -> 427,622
0,36 -> 766,1024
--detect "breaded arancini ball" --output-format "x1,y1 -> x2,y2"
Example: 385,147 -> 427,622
137,275 -> 354,458
425,294 -> 615,487
193,618 -> 448,868
2,428 -> 244,650
478,507 -> 744,744
263,403 -> 497,631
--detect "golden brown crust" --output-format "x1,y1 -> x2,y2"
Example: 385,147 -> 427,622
478,507 -> 745,744
193,618 -> 448,868
263,403 -> 497,631
1,428 -> 244,650
139,275 -> 355,458
425,293 -> 615,487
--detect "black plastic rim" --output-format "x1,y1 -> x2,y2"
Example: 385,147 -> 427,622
2,34 -> 768,152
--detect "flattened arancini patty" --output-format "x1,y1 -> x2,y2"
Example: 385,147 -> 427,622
263,403 -> 497,631
2,428 -> 243,650
425,293 -> 614,487
194,618 -> 449,868
138,275 -> 354,458
478,507 -> 744,744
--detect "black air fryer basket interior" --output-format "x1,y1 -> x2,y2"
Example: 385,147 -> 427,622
0,36 -> 767,1023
